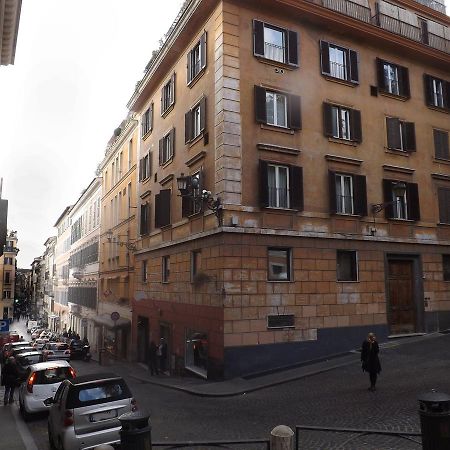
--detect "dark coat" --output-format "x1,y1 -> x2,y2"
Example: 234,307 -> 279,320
2,361 -> 20,387
361,340 -> 381,374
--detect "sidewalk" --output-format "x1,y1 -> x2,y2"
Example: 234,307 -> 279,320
95,331 -> 447,397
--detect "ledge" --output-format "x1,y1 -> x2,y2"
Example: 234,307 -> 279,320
160,174 -> 174,186
140,190 -> 152,200
260,124 -> 295,135
186,151 -> 206,167
431,173 -> 450,181
325,154 -> 363,166
382,164 -> 415,174
257,143 -> 301,155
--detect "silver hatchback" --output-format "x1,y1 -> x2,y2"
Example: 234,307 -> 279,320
47,373 -> 136,450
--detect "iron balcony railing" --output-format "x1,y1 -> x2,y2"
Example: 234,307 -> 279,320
375,13 -> 421,42
3,245 -> 18,254
264,42 -> 285,63
414,0 -> 446,14
329,60 -> 347,80
321,0 -> 372,23
428,31 -> 450,53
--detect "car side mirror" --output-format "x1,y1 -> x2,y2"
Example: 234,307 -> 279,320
43,397 -> 54,406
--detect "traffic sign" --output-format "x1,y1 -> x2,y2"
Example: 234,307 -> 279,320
0,320 -> 9,332
111,312 -> 120,322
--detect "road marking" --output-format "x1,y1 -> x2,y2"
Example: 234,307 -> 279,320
12,404 -> 39,450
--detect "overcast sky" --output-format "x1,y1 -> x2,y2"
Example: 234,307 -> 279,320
0,0 -> 184,266
1,0 -> 449,267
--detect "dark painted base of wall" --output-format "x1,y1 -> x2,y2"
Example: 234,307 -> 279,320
425,310 -> 450,333
224,324 -> 389,379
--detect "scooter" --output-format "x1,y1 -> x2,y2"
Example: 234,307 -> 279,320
82,344 -> 91,362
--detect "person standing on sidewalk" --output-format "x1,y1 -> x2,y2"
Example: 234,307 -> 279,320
158,338 -> 168,374
148,341 -> 158,375
361,332 -> 381,391
2,356 -> 19,404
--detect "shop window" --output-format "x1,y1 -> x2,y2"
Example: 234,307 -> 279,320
337,250 -> 358,281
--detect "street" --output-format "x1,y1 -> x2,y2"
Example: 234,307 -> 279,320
1,319 -> 450,449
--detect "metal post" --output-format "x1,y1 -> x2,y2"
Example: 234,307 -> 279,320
270,425 -> 294,450
119,410 -> 152,450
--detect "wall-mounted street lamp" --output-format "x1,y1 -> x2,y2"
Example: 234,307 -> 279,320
176,174 -> 222,225
105,230 -> 137,251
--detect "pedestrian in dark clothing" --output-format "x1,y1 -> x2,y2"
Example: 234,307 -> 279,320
148,341 -> 158,375
158,338 -> 168,373
361,332 -> 381,391
2,357 -> 19,404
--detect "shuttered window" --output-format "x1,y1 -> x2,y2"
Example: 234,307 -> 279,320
382,179 -> 420,221
140,203 -> 149,235
187,32 -> 207,85
138,153 -> 151,182
376,58 -> 410,98
329,171 -> 367,216
323,103 -> 362,143
185,97 -> 206,144
161,73 -> 176,115
386,117 -> 416,152
141,103 -> 153,137
320,40 -> 358,84
424,74 -> 450,110
254,86 -> 301,130
438,188 -> 450,224
159,129 -> 175,165
434,129 -> 449,160
253,20 -> 298,67
155,189 -> 171,228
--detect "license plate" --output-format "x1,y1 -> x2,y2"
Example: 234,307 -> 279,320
90,410 -> 118,422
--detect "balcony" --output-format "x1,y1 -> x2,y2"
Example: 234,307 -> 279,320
414,0 -> 446,14
3,246 -> 19,255
321,0 -> 372,23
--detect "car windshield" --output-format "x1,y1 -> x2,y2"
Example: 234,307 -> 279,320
34,367 -> 73,385
68,379 -> 131,408
18,355 -> 42,366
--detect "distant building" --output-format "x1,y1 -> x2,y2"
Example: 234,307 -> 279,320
30,256 -> 43,318
0,0 -> 22,66
42,236 -> 56,327
0,230 -> 19,320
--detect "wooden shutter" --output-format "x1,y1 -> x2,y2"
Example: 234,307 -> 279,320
181,196 -> 193,218
158,138 -> 163,166
423,74 -> 434,106
155,190 -> 171,228
403,122 -> 416,152
323,103 -> 333,137
288,94 -> 301,130
200,96 -> 206,133
149,103 -> 153,132
399,66 -> 410,98
406,182 -> 420,221
187,50 -> 192,84
438,188 -> 450,224
147,152 -> 151,177
350,109 -> 362,143
328,171 -> 337,214
382,179 -> 394,219
445,81 -> 450,110
140,204 -> 148,235
386,117 -> 401,149
138,158 -> 143,181
289,166 -> 303,211
259,160 -> 269,208
376,58 -> 386,91
185,110 -> 192,144
170,73 -> 176,106
254,85 -> 267,124
287,30 -> 298,66
170,128 -> 175,159
320,40 -> 330,75
160,86 -> 164,115
353,175 -> 367,216
253,20 -> 265,57
200,32 -> 207,70
349,49 -> 359,83
434,129 -> 449,160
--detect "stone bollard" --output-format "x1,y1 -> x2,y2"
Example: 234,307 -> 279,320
270,425 -> 294,450
119,410 -> 152,450
93,446 -> 115,450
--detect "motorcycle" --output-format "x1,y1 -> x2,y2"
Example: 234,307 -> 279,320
82,344 -> 91,362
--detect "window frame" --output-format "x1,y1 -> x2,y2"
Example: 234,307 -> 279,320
140,202 -> 150,236
433,129 -> 450,160
159,129 -> 175,166
320,40 -> 359,84
162,256 -> 170,283
267,247 -> 292,282
267,164 -> 290,209
142,260 -> 148,283
382,179 -> 420,221
185,97 -> 206,144
377,58 -> 410,98
386,117 -> 416,152
266,91 -> 288,128
438,187 -> 450,224
141,104 -> 153,137
336,250 -> 358,282
323,103 -> 362,143
161,74 -> 176,115
424,74 -> 450,111
335,173 -> 354,215
187,32 -> 207,85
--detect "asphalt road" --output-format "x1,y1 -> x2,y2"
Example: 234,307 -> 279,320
6,319 -> 450,449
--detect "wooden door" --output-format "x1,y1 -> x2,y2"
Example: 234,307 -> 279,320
388,260 -> 416,334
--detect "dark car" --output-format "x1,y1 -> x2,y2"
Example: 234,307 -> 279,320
68,339 -> 84,359
16,351 -> 44,381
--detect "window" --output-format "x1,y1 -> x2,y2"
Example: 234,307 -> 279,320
4,257 -> 13,265
443,255 -> 450,281
337,250 -> 358,281
424,75 -> 450,110
4,272 -> 10,283
128,139 -> 133,170
268,248 -> 291,281
323,103 -> 362,143
3,291 -> 11,299
386,117 -> 416,152
259,161 -> 303,210
329,172 -> 367,216
254,86 -> 301,130
161,74 -> 175,115
185,98 -> 206,143
155,189 -> 171,228
377,59 -> 410,98
382,179 -> 420,221
187,32 -> 206,84
162,256 -> 170,283
320,41 -> 358,83
140,203 -> 149,235
141,104 -> 153,137
182,171 -> 203,217
434,129 -> 449,160
253,20 -> 298,67
142,260 -> 148,283
438,188 -> 450,224
139,153 -> 151,181
159,129 -> 175,165
191,250 -> 201,281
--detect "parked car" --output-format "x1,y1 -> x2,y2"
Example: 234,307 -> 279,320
47,373 -> 136,450
18,361 -> 76,420
33,338 -> 49,350
68,339 -> 84,359
31,329 -> 45,339
16,351 -> 44,381
11,346 -> 35,357
42,342 -> 71,361
2,341 -> 31,362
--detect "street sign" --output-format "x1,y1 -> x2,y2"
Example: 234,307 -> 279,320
110,312 -> 120,322
0,320 -> 9,332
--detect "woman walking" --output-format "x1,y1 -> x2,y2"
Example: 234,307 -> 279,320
2,356 -> 19,404
361,332 -> 381,391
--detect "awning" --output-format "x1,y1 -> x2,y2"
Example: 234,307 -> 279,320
93,313 -> 131,330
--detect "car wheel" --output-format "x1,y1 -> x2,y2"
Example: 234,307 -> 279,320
48,424 -> 56,450
19,402 -> 31,422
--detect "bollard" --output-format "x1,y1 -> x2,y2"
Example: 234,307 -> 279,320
418,390 -> 450,450
119,410 -> 152,450
270,425 -> 294,450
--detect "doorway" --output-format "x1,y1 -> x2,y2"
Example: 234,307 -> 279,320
159,322 -> 171,372
387,258 -> 421,335
137,316 -> 149,363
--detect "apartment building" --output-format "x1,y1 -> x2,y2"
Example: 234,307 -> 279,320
42,236 -> 56,327
128,0 -> 450,378
30,256 -> 43,319
98,115 -> 138,360
0,230 -> 18,320
67,178 -> 101,350
0,0 -> 22,66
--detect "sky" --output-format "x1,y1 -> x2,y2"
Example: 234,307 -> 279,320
1,0 -> 449,267
0,0 -> 184,267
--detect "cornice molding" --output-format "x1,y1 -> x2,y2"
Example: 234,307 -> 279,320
431,172 -> 450,180
382,164 -> 415,174
258,143 -> 301,155
186,150 -> 206,167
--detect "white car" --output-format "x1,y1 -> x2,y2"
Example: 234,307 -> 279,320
18,361 -> 76,421
32,338 -> 49,350
31,328 -> 45,339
